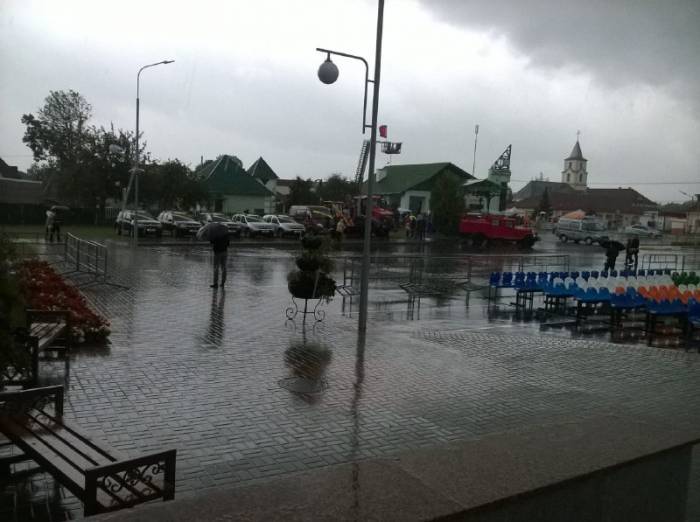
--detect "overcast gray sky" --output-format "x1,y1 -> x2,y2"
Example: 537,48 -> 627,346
1,0 -> 699,202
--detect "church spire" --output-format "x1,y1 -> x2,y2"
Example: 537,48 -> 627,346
566,140 -> 586,161
561,136 -> 588,190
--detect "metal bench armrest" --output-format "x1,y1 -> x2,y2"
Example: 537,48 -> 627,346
0,385 -> 64,417
84,449 -> 177,516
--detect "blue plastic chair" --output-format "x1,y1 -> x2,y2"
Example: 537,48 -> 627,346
590,271 -> 599,279
637,269 -> 645,276
570,271 -> 580,279
688,298 -> 700,329
500,272 -> 513,288
581,271 -> 591,281
489,272 -> 501,287
609,270 -> 618,277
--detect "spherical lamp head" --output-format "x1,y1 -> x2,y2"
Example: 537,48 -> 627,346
318,56 -> 339,84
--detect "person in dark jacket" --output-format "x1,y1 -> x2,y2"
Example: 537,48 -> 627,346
210,234 -> 230,288
602,240 -> 624,272
625,237 -> 640,271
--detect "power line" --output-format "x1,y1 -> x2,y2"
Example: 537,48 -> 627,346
510,179 -> 700,186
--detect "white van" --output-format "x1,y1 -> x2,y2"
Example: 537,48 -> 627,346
553,217 -> 608,245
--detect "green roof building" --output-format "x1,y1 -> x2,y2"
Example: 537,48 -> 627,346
199,155 -> 275,215
372,162 -> 473,213
247,156 -> 280,199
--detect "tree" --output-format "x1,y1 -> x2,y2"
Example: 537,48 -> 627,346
429,173 -> 465,236
81,125 -> 134,221
288,177 -> 319,206
140,160 -> 207,211
22,90 -> 92,167
21,91 -> 137,218
318,173 -> 358,203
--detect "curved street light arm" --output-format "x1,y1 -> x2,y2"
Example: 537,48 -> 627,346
316,48 -> 373,134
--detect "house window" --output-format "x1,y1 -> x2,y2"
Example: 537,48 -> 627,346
579,174 -> 583,183
567,174 -> 570,183
408,196 -> 423,213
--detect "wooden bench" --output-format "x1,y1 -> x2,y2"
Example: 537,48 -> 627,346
0,386 -> 176,516
26,309 -> 72,357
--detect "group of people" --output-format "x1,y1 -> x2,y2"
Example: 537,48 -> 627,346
603,237 -> 640,272
404,212 -> 429,240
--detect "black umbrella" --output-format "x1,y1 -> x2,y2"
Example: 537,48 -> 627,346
197,222 -> 228,241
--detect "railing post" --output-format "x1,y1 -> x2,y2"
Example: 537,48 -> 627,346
75,237 -> 80,272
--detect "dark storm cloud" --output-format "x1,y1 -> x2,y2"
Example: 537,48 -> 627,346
420,0 -> 700,109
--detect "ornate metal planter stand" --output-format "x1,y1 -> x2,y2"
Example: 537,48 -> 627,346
286,297 -> 326,323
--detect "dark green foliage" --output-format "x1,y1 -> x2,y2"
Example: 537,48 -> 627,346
537,187 -> 551,216
288,177 -> 320,206
140,160 -> 207,210
287,234 -> 336,302
0,233 -> 29,385
429,173 -> 465,236
317,173 -> 358,203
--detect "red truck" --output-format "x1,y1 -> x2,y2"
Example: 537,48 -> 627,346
459,213 -> 537,248
325,196 -> 395,237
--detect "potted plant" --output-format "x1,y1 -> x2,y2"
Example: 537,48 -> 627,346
287,234 -> 336,303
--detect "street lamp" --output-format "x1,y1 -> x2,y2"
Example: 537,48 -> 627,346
127,59 -> 174,244
316,0 -> 384,332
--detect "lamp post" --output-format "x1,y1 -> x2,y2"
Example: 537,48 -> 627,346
316,0 -> 384,332
128,59 -> 174,244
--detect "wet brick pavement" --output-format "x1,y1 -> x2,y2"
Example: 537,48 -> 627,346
2,242 -> 700,520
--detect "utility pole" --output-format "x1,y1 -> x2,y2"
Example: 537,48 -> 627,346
472,124 -> 479,177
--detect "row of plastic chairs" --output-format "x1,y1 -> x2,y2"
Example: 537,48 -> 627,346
490,269 -> 676,288
646,297 -> 700,317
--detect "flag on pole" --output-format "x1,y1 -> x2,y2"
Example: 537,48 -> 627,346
379,125 -> 388,138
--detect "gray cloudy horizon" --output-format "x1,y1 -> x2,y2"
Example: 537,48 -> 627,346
1,0 -> 699,202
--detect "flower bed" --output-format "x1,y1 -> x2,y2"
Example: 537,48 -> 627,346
17,259 -> 110,343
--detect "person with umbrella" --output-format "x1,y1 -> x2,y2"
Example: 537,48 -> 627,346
198,221 -> 230,288
601,239 -> 625,272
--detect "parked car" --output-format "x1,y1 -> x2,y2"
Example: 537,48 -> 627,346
200,212 -> 242,237
157,211 -> 202,237
231,214 -> 276,237
624,224 -> 661,238
262,215 -> 305,237
288,205 -> 334,233
115,210 -> 162,237
553,217 -> 608,245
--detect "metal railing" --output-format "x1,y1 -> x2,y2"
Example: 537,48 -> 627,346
62,234 -> 127,288
639,253 -> 700,273
339,253 -> 571,291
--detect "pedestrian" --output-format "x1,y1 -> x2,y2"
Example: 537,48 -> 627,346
51,209 -> 62,242
416,213 -> 426,240
409,213 -> 417,239
45,209 -> 55,242
603,240 -> 623,272
210,232 -> 230,289
625,237 -> 640,271
335,217 -> 346,242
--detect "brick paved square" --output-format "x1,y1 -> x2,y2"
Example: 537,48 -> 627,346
3,243 -> 699,520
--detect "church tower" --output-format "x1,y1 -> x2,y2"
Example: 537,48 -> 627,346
561,139 -> 588,190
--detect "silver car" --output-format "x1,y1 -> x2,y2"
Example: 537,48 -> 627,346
231,214 -> 276,238
201,213 -> 242,237
262,215 -> 305,237
624,224 -> 661,238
